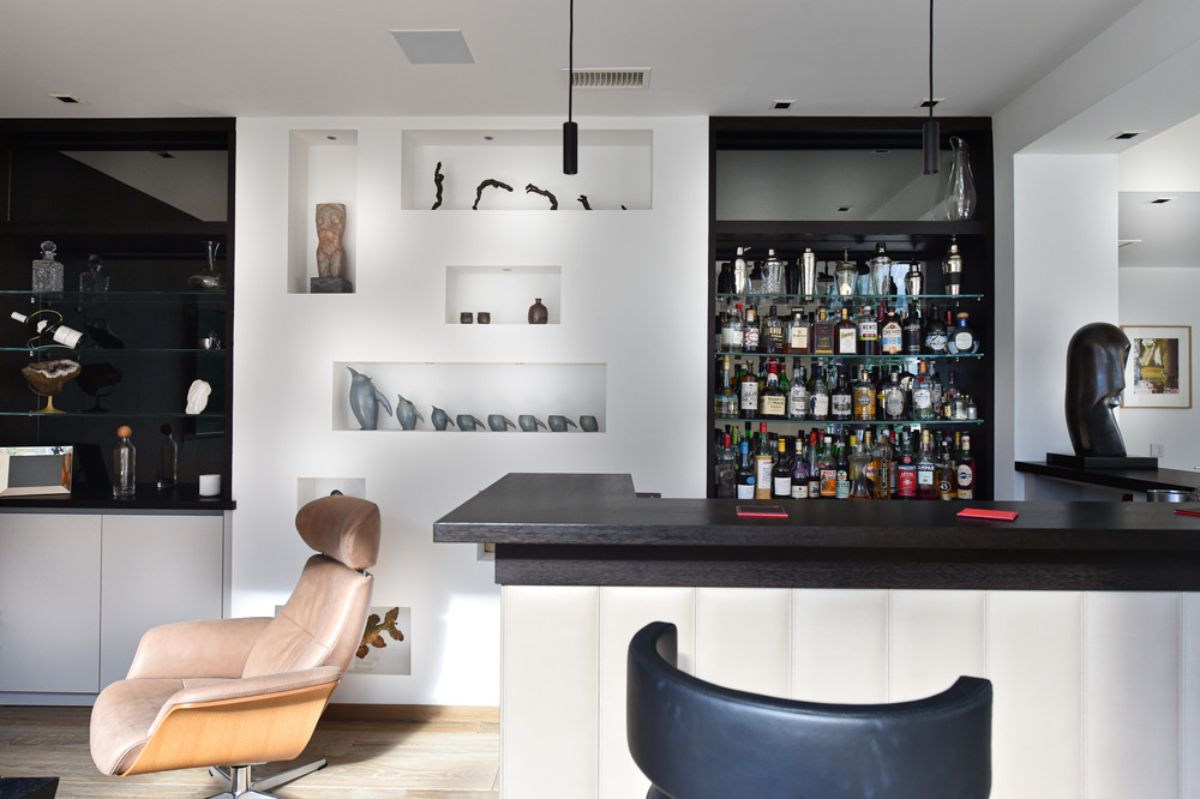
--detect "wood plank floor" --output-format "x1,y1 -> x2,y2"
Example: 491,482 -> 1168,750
0,707 -> 499,798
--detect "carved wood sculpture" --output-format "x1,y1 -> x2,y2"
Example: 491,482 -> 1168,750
315,203 -> 347,279
525,183 -> 558,210
473,179 -> 514,210
577,194 -> 592,210
432,161 -> 445,210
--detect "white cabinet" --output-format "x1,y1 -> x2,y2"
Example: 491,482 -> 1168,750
0,511 -> 226,698
100,514 -> 225,688
0,514 -> 102,693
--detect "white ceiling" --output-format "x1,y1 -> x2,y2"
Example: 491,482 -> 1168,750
0,0 -> 1142,118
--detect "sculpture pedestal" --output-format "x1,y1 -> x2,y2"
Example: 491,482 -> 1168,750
310,277 -> 353,294
1046,453 -> 1159,470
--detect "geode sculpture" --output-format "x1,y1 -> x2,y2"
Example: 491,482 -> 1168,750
312,203 -> 353,293
21,359 -> 80,414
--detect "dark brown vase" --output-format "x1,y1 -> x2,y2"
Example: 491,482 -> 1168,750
528,298 -> 549,325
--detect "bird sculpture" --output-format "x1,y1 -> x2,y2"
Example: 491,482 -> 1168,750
396,395 -> 425,430
347,367 -> 393,430
431,406 -> 455,431
518,415 -> 548,432
456,414 -> 486,431
487,414 -> 516,431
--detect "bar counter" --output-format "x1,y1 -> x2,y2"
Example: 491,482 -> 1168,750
434,472 -> 1200,591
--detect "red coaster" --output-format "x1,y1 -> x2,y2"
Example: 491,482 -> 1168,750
957,508 -> 1019,522
736,504 -> 789,519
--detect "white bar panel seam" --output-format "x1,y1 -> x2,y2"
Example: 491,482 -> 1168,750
885,589 -> 893,702
595,586 -> 602,799
1081,591 -> 1089,799
1180,593 -> 1186,799
787,589 -> 795,700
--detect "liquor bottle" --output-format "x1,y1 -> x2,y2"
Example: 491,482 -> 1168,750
718,356 -> 738,418
903,303 -> 923,354
739,361 -> 759,419
870,429 -> 890,501
956,433 -> 976,500
734,246 -> 749,295
911,361 -> 936,421
880,305 -> 903,355
835,435 -> 851,500
923,305 -> 948,354
941,370 -> 960,420
714,433 -> 736,497
818,435 -> 838,499
788,364 -> 810,420
836,307 -> 858,355
789,308 -> 810,354
916,430 -> 936,500
885,428 -> 899,499
717,259 -> 735,294
849,434 -> 874,500
857,305 -> 879,355
754,423 -> 774,500
947,312 -> 979,355
791,436 -> 810,499
811,307 -> 835,355
743,306 -> 761,353
736,439 -> 755,499
852,368 -> 876,421
810,368 -> 830,421
764,305 -> 786,353
113,425 -> 136,499
156,424 -> 178,491
772,438 -> 792,498
723,303 -> 743,352
936,435 -> 958,500
883,369 -> 906,421
806,430 -> 822,499
760,360 -> 787,419
896,430 -> 918,500
831,368 -> 852,421
10,310 -> 85,349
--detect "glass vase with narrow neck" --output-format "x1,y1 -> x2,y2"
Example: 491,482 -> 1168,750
943,137 -> 978,222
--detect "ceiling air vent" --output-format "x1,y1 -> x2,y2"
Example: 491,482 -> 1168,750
562,68 -> 651,89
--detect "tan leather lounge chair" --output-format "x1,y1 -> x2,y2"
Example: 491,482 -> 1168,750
89,495 -> 380,798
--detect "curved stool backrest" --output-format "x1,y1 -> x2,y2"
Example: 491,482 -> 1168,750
627,621 -> 992,799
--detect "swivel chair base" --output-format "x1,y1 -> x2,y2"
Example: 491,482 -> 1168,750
207,760 -> 327,799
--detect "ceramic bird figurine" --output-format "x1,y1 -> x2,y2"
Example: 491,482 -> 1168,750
488,414 -> 516,431
518,414 -> 548,432
396,394 -> 425,430
347,367 -> 393,430
431,406 -> 455,431
456,414 -> 486,431
548,415 -> 579,432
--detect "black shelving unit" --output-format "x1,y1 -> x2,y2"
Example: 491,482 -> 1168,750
0,119 -> 236,508
708,116 -> 995,499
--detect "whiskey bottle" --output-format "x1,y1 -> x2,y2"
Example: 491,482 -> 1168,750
916,430 -> 937,500
764,305 -> 786,353
956,433 -> 976,500
936,435 -> 957,500
772,438 -> 793,498
836,307 -> 858,355
947,312 -> 979,355
818,435 -> 838,499
723,303 -> 743,352
883,369 -> 906,421
788,364 -> 810,420
736,439 -> 755,499
812,307 -> 835,355
831,368 -> 852,421
911,361 -> 936,421
760,360 -> 787,419
857,305 -> 880,355
789,308 -> 810,354
754,423 -> 774,500
880,305 -> 903,355
852,367 -> 876,421
871,429 -> 891,501
810,368 -> 831,421
743,306 -> 761,353
739,361 -> 759,419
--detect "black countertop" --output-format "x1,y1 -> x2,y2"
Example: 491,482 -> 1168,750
434,473 -> 1200,591
1015,461 -> 1200,494
0,483 -> 234,512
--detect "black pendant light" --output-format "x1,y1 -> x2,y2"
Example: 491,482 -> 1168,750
922,0 -> 939,175
563,0 -> 578,174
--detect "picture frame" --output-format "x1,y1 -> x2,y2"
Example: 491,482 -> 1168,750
1121,325 -> 1192,409
0,446 -> 73,497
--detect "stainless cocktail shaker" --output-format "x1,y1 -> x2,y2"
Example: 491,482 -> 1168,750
942,236 -> 963,296
799,248 -> 817,297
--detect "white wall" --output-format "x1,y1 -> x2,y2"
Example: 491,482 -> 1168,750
1119,267 -> 1200,468
233,116 -> 709,705
1012,155 -> 1120,473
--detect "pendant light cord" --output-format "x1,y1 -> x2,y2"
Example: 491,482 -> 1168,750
568,0 -> 574,123
928,0 -> 934,122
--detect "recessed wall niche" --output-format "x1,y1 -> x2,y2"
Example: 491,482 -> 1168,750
287,130 -> 358,294
445,266 -> 562,324
332,361 -> 606,433
401,129 -> 652,211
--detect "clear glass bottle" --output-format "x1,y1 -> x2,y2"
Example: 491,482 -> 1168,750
835,435 -> 851,499
835,254 -> 857,297
868,242 -> 892,297
715,433 -> 737,498
763,249 -> 785,295
853,368 -> 876,421
917,430 -> 937,500
156,424 -> 178,491
884,369 -> 906,421
724,303 -> 744,352
849,435 -> 874,500
791,436 -> 810,499
831,368 -> 852,421
742,306 -> 761,353
912,361 -> 936,421
943,137 -> 978,222
32,240 -> 64,293
810,368 -> 830,421
788,364 -> 810,420
789,307 -> 810,354
754,423 -> 774,500
113,425 -> 136,499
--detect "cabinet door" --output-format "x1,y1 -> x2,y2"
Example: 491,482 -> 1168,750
100,514 -> 224,687
0,513 -> 102,693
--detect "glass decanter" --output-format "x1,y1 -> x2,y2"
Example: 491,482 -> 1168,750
943,137 -> 978,221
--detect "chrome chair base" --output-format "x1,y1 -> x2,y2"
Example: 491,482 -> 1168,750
207,760 -> 328,798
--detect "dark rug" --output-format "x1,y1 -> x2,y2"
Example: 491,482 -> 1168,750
0,777 -> 59,799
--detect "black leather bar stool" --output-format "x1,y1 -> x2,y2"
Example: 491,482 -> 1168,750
626,621 -> 992,799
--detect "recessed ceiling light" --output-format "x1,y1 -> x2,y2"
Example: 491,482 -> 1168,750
1150,197 -> 1172,204
917,98 -> 943,109
50,94 -> 80,104
837,206 -> 853,213
484,135 -> 494,141
1118,239 -> 1143,248
391,29 -> 474,64
874,149 -> 891,154
772,100 -> 794,110
156,151 -> 175,159
1113,131 -> 1143,140
326,135 -> 338,141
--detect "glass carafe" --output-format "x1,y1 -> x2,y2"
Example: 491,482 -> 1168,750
943,137 -> 978,221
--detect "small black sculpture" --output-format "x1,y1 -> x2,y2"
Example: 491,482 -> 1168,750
525,183 -> 558,210
473,179 -> 513,210
432,161 -> 445,210
1065,322 -> 1130,457
577,194 -> 592,210
621,204 -> 628,210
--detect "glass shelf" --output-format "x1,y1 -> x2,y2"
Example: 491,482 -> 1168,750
715,351 -> 984,360
715,293 -> 984,302
0,347 -> 227,354
0,290 -> 228,304
0,411 -> 226,419
716,417 -> 985,427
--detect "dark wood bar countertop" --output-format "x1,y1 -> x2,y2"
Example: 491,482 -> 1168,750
434,473 -> 1200,591
1015,460 -> 1200,494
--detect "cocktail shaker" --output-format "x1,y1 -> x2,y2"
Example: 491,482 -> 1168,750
904,262 -> 924,297
799,248 -> 817,298
868,242 -> 891,297
942,236 -> 963,296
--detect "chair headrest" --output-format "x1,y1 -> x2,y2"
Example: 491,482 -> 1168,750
295,495 -> 380,570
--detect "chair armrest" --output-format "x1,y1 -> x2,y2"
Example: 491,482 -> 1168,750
127,617 -> 273,679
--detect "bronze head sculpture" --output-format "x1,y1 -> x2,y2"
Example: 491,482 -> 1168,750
1064,322 -> 1130,457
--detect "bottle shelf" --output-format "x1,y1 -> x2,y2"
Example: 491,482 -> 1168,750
0,411 -> 226,419
716,417 -> 985,427
716,350 -> 984,361
0,347 -> 226,354
715,293 -> 983,303
0,290 -> 228,303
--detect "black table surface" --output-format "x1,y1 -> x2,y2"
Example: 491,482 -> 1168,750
0,482 -> 234,512
1015,460 -> 1200,493
434,473 -> 1200,591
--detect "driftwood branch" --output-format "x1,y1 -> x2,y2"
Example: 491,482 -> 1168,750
432,162 -> 445,210
525,183 -> 558,210
473,179 -> 514,210
577,194 -> 592,210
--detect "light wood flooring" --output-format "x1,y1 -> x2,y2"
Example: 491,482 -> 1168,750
0,707 -> 499,798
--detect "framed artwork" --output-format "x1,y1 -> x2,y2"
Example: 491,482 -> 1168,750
1121,325 -> 1192,409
